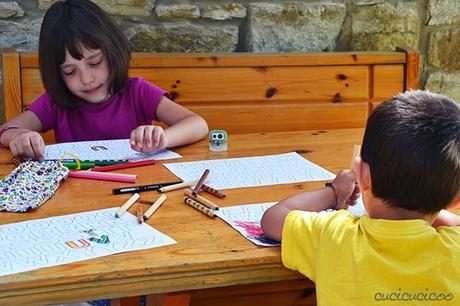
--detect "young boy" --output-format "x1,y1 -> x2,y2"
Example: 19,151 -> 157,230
261,90 -> 460,305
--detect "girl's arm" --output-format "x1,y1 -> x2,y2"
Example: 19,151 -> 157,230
432,210 -> 460,227
261,170 -> 357,241
0,111 -> 45,159
156,96 -> 209,148
130,96 -> 208,152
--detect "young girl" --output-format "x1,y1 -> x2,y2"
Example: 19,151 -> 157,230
0,0 -> 208,159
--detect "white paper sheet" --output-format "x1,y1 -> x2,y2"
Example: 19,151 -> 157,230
44,139 -> 181,161
0,208 -> 176,277
216,197 -> 366,247
216,202 -> 280,247
164,152 -> 335,190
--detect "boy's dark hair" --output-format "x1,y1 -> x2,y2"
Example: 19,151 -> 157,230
39,0 -> 130,108
362,90 -> 460,214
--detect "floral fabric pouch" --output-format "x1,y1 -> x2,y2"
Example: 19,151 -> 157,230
0,161 -> 69,212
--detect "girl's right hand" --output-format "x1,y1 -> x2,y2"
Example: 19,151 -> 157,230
9,131 -> 45,159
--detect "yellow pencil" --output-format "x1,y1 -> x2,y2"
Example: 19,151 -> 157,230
143,194 -> 167,221
158,179 -> 198,193
115,193 -> 140,218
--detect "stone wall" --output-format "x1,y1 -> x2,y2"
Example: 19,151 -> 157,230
1,0 -> 459,122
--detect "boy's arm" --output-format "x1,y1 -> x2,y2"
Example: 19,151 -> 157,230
432,210 -> 460,227
261,170 -> 357,241
261,187 -> 338,241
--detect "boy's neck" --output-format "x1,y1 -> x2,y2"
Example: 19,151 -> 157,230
367,197 -> 437,224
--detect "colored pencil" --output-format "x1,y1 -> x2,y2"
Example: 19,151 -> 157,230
91,159 -> 156,172
112,181 -> 182,195
137,206 -> 144,224
184,189 -> 219,210
158,179 -> 198,193
192,169 -> 210,196
201,184 -> 226,198
143,194 -> 167,221
115,193 -> 140,218
68,170 -> 136,183
183,197 -> 216,218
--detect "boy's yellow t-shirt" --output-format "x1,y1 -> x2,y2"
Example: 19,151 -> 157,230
282,210 -> 460,306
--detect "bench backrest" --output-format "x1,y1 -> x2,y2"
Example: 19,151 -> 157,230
2,49 -> 419,142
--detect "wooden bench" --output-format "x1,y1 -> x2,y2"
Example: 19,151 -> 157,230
1,49 -> 419,306
3,48 -> 419,143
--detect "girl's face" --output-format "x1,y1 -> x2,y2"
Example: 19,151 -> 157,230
60,47 -> 111,104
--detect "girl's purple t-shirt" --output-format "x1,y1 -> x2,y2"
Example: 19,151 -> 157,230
28,77 -> 168,143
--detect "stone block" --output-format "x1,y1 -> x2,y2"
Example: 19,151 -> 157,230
428,0 -> 460,25
155,2 -> 200,20
202,3 -> 246,20
39,0 -> 154,16
0,2 -> 24,18
425,71 -> 460,102
352,1 -> 420,51
428,29 -> 460,71
0,19 -> 40,51
126,23 -> 238,52
246,2 -> 345,52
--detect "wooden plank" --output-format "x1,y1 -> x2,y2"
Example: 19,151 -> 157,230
372,65 -> 404,102
132,66 -> 369,104
2,50 -> 22,121
397,47 -> 420,90
188,103 -> 368,133
20,52 -> 407,68
190,280 -> 315,306
22,66 -> 370,105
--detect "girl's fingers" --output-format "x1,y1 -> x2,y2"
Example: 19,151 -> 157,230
31,136 -> 45,159
10,141 -> 19,158
144,125 -> 155,148
151,127 -> 163,147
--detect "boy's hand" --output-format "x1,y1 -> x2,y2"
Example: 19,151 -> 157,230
130,125 -> 168,153
9,131 -> 45,159
331,170 -> 360,210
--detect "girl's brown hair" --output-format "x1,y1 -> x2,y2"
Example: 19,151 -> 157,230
39,0 -> 131,108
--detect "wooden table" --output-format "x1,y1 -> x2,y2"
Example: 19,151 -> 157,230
0,128 -> 366,305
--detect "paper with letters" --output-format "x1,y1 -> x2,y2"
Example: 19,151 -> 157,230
164,152 -> 335,190
45,139 -> 181,161
0,208 -> 176,277
216,197 -> 366,247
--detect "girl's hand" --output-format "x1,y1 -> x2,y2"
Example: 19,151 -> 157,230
331,169 -> 360,210
130,125 -> 168,153
9,131 -> 45,159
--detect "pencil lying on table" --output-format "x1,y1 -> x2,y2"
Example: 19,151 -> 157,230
115,193 -> 140,218
68,170 -> 136,183
183,197 -> 216,218
200,184 -> 226,198
184,188 -> 219,210
159,179 -> 198,193
91,159 -> 156,172
143,194 -> 167,221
